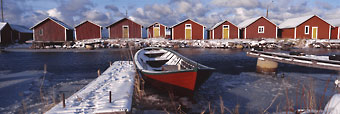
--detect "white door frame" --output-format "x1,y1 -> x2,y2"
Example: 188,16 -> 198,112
185,24 -> 192,40
312,27 -> 318,40
153,24 -> 160,38
222,25 -> 229,39
122,25 -> 129,38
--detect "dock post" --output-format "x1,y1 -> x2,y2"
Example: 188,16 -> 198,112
62,93 -> 65,108
109,91 -> 111,103
256,58 -> 278,75
97,69 -> 101,77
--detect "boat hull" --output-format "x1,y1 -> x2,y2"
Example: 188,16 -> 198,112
140,68 -> 214,96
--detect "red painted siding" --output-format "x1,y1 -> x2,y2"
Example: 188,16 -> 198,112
108,18 -> 142,38
280,28 -> 295,38
173,20 -> 204,40
33,19 -> 72,42
211,21 -> 238,39
331,27 -> 339,39
296,16 -> 330,39
75,21 -> 101,40
147,23 -> 166,38
244,17 -> 277,39
0,24 -> 12,45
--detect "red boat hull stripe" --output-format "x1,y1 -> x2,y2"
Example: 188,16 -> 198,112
144,71 -> 197,91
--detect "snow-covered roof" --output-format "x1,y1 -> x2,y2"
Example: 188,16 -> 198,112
10,24 -> 32,33
0,22 -> 8,31
209,20 -> 238,30
147,22 -> 167,28
106,18 -> 143,28
327,19 -> 340,27
170,19 -> 206,28
237,16 -> 277,28
279,15 -> 315,29
30,17 -> 73,30
75,20 -> 102,28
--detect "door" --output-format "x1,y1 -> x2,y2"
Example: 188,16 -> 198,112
312,27 -> 318,39
185,24 -> 192,40
222,25 -> 229,39
153,24 -> 160,38
122,25 -> 129,38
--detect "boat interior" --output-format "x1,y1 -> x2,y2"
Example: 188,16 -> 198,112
136,48 -> 200,72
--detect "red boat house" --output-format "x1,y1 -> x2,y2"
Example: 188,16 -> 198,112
75,20 -> 102,40
30,17 -> 74,44
208,20 -> 239,39
106,18 -> 143,39
170,19 -> 205,40
10,24 -> 33,43
0,22 -> 13,45
146,22 -> 167,38
238,16 -> 277,39
279,15 -> 332,39
327,19 -> 340,39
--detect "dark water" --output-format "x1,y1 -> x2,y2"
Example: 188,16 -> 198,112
1,48 -> 340,113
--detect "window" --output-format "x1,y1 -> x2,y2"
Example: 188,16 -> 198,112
154,24 -> 159,27
185,24 -> 191,29
258,26 -> 264,33
223,25 -> 229,29
123,25 -> 128,29
305,26 -> 309,34
39,29 -> 43,35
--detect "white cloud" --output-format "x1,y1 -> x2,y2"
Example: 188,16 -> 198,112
47,8 -> 62,20
211,0 -> 260,9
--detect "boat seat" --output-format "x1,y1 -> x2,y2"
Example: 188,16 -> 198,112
162,65 -> 181,71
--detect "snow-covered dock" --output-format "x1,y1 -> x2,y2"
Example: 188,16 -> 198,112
46,61 -> 135,114
247,50 -> 340,71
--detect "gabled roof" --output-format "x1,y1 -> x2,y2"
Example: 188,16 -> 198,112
327,19 -> 340,27
147,22 -> 167,28
106,18 -> 143,28
0,22 -> 8,31
279,15 -> 332,29
209,20 -> 238,30
238,16 -> 277,28
170,19 -> 206,28
30,17 -> 73,30
10,24 -> 32,33
75,20 -> 102,29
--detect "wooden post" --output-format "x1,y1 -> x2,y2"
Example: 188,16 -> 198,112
97,69 -> 101,77
109,61 -> 112,66
109,91 -> 111,103
62,93 -> 65,108
44,64 -> 47,74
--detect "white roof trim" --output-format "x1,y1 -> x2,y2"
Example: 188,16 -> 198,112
0,22 -> 8,31
209,20 -> 238,30
30,17 -> 73,30
238,16 -> 277,28
75,20 -> 103,29
147,22 -> 167,28
170,19 -> 206,28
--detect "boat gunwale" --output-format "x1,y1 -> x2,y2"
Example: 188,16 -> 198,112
134,47 -> 215,75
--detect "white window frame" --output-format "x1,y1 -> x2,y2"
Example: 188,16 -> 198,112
305,26 -> 309,34
258,26 -> 264,33
39,29 -> 43,36
185,24 -> 192,29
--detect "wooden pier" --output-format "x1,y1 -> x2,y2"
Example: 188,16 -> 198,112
46,61 -> 135,114
247,50 -> 340,71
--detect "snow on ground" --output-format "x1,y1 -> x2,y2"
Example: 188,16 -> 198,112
46,61 -> 135,114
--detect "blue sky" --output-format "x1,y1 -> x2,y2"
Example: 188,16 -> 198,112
4,0 -> 340,28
